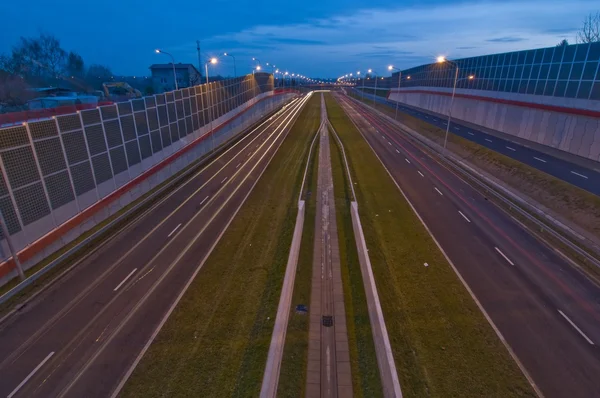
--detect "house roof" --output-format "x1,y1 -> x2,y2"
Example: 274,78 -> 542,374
149,63 -> 200,73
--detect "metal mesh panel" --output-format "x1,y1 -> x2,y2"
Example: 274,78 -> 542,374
109,146 -> 128,175
190,96 -> 197,113
120,115 -> 136,141
13,182 -> 51,225
178,119 -> 187,137
125,141 -> 141,166
0,196 -> 21,234
167,103 -> 176,122
150,131 -> 162,153
132,99 -> 146,112
184,98 -> 192,116
1,147 -> 40,189
145,96 -> 156,108
157,105 -> 169,127
170,123 -> 179,143
45,171 -> 75,209
0,125 -> 29,150
34,138 -> 66,175
185,117 -> 193,135
174,90 -> 182,100
104,120 -> 123,148
61,131 -> 89,165
182,88 -> 190,98
100,104 -> 118,120
91,153 -> 113,184
138,135 -> 152,159
192,113 -> 199,131
81,109 -> 101,126
175,100 -> 184,118
57,114 -> 82,132
70,161 -> 95,195
147,109 -> 159,131
160,127 -> 171,147
29,119 -> 58,139
84,124 -> 107,156
155,93 -> 165,105
0,171 -> 8,197
117,102 -> 132,115
134,112 -> 149,136
166,92 -> 174,103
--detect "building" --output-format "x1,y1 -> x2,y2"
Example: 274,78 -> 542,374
149,63 -> 201,93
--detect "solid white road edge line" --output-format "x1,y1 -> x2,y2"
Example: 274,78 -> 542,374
8,352 -> 55,398
495,247 -> 515,266
113,268 -> 138,292
458,211 -> 471,223
167,224 -> 181,238
558,310 -> 595,345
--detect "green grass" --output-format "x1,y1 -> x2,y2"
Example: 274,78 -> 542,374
276,134 -> 319,398
347,91 -> 600,241
120,94 -> 321,398
325,92 -> 535,397
328,124 -> 384,397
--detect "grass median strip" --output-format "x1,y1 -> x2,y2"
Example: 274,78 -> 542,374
326,93 -> 534,397
328,121 -> 383,397
120,94 -> 321,398
276,134 -> 318,397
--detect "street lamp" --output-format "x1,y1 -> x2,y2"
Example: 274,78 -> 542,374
155,49 -> 178,90
437,56 -> 474,154
252,57 -> 261,69
205,57 -> 218,152
223,52 -> 237,77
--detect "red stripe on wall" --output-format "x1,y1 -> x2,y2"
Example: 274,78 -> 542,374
388,89 -> 600,119
0,90 -> 297,277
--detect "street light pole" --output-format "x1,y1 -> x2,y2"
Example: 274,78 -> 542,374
0,210 -> 24,280
205,57 -> 218,153
155,49 -> 178,90
388,66 -> 402,120
223,53 -> 237,77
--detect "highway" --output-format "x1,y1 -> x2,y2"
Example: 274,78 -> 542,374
354,89 -> 600,196
336,93 -> 600,398
0,93 -> 310,398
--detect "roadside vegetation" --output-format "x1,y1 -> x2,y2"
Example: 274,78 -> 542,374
325,92 -> 535,397
120,95 -> 321,397
329,124 -> 383,397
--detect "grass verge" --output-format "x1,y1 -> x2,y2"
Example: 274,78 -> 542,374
326,93 -> 535,397
120,94 -> 321,398
329,123 -> 383,397
0,105 -> 285,314
276,135 -> 319,397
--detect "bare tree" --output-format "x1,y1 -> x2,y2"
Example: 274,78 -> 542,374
0,70 -> 33,108
576,12 -> 600,43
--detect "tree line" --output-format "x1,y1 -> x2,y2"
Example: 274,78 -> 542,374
0,33 -> 114,108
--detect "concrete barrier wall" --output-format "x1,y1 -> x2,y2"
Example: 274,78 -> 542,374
389,87 -> 600,162
0,90 -> 296,283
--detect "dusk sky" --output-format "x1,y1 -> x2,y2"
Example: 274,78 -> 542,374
1,0 -> 597,78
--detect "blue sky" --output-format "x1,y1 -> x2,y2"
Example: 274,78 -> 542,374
1,0 -> 597,78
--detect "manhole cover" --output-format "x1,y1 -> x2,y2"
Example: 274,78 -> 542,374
322,315 -> 334,327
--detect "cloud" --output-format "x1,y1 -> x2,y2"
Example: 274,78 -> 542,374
485,36 -> 526,43
197,0 -> 598,77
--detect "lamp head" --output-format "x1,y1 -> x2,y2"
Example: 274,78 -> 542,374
388,65 -> 393,70
210,57 -> 217,64
437,56 -> 446,63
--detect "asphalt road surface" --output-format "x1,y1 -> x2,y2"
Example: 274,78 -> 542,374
354,89 -> 600,197
337,93 -> 600,398
0,94 -> 310,398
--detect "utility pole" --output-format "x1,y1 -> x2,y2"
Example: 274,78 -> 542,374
197,40 -> 202,79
